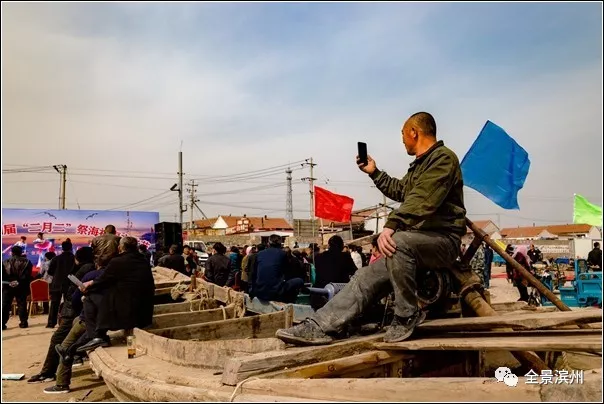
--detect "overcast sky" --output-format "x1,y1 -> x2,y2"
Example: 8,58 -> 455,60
1,2 -> 602,229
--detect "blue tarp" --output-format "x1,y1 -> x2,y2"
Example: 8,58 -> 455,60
461,121 -> 531,210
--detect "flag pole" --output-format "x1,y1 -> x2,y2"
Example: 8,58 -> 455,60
349,220 -> 353,241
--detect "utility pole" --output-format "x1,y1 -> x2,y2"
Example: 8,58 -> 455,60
187,179 -> 199,231
301,158 -> 317,248
53,165 -> 67,209
285,168 -> 293,225
177,151 -> 187,225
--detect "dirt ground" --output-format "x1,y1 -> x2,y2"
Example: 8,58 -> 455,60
1,265 -> 599,402
1,314 -> 116,402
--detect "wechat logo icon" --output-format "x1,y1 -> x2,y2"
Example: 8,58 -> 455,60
495,367 -> 519,387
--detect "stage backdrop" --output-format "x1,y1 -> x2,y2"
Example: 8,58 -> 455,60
2,208 -> 159,268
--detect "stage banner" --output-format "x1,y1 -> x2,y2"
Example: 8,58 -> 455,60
1,208 -> 159,268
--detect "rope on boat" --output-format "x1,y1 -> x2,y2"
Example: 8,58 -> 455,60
227,289 -> 246,318
170,281 -> 189,301
221,305 -> 227,320
229,376 -> 261,402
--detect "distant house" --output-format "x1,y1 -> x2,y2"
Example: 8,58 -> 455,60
462,220 -> 500,245
212,215 -> 293,236
500,224 -> 601,241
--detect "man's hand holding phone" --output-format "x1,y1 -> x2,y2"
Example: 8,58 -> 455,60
356,155 -> 377,176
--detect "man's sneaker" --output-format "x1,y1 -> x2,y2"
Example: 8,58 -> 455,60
27,374 -> 56,384
275,319 -> 333,346
43,385 -> 70,394
383,310 -> 427,343
72,356 -> 84,367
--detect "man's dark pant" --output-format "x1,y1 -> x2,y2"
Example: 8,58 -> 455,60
277,278 -> 304,304
312,231 -> 459,334
56,318 -> 87,387
483,257 -> 493,288
40,315 -> 74,376
83,293 -> 108,340
47,291 -> 64,327
2,287 -> 29,326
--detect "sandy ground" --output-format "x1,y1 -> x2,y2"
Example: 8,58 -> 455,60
1,314 -> 116,403
1,265 -> 599,402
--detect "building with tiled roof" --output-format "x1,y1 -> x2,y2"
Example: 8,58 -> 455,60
500,224 -> 601,240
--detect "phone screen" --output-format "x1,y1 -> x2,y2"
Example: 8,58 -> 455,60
358,142 -> 368,165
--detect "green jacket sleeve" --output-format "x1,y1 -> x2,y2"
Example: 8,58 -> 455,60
370,169 -> 407,202
384,153 -> 457,231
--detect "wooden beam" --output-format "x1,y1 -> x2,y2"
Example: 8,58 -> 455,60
154,299 -> 203,315
417,309 -> 602,332
151,305 -> 235,329
151,310 -> 287,341
221,334 -> 384,385
260,350 -> 408,379
375,334 -> 602,352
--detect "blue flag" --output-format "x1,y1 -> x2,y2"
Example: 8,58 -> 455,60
460,120 -> 530,210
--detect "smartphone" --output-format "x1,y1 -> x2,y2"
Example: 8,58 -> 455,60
357,142 -> 368,165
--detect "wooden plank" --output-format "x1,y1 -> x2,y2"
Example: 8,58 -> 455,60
133,328 -> 286,368
375,334 -> 602,352
236,378 -> 545,402
151,305 -> 234,329
417,309 -> 602,332
151,310 -> 287,341
155,287 -> 174,296
221,334 -> 384,385
154,300 -> 203,315
260,350 -> 408,379
419,329 -> 602,338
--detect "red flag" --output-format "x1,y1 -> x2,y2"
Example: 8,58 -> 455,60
314,186 -> 354,223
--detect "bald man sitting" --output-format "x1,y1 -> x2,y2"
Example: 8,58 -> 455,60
276,112 -> 467,345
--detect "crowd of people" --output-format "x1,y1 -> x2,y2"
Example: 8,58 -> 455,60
3,224 -> 155,394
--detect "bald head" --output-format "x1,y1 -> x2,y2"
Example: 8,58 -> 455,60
401,112 -> 438,156
404,112 -> 437,138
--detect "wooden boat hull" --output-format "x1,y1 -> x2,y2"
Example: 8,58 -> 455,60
88,271 -> 602,402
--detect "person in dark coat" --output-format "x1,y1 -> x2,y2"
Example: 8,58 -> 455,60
2,246 -> 33,329
314,236 -> 357,288
157,245 -> 186,274
203,242 -> 231,287
46,241 -> 76,328
250,235 -> 304,303
483,244 -> 494,289
76,237 -> 155,353
310,236 -> 357,311
587,242 -> 602,271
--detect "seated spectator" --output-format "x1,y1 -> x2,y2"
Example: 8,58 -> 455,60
250,234 -> 304,303
157,245 -> 186,274
203,242 -> 231,287
46,254 -> 112,394
26,247 -> 94,384
76,237 -> 155,353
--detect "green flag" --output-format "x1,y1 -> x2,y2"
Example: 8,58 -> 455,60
573,194 -> 602,226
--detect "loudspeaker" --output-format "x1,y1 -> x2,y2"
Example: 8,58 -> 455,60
154,222 -> 183,253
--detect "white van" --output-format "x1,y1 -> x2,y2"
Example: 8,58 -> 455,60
187,240 -> 210,268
